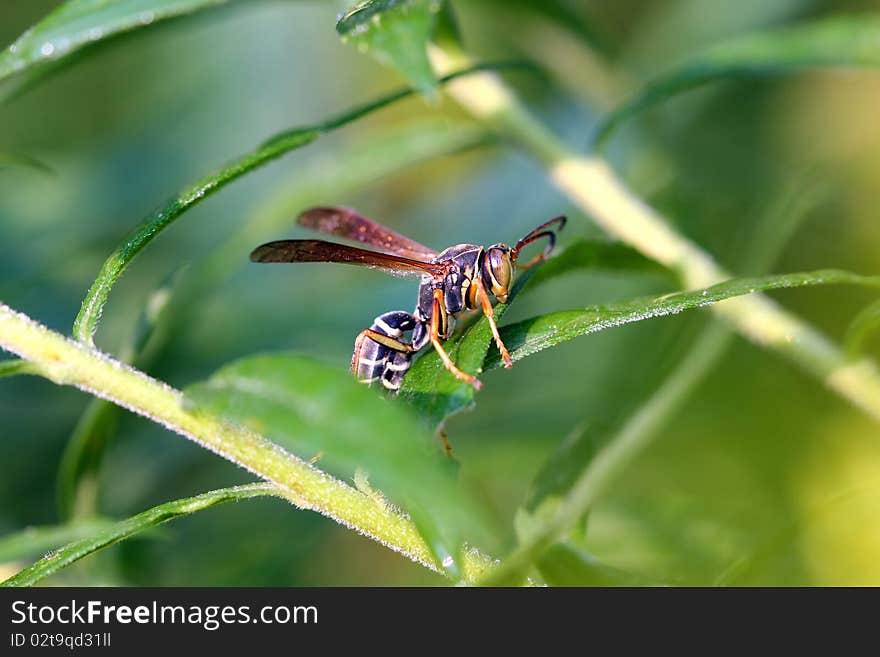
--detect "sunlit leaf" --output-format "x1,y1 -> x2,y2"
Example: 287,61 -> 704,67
485,269 -> 880,370
400,238 -> 668,426
337,0 -> 444,96
594,15 -> 880,146
2,484 -> 278,587
185,353 -> 490,575
0,0 -> 242,89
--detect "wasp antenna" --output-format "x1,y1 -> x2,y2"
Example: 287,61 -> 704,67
512,215 -> 567,268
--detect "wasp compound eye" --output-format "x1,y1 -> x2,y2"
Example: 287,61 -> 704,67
485,246 -> 513,303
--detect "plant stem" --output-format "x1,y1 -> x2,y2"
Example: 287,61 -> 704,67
0,302 -> 491,580
430,45 -> 880,424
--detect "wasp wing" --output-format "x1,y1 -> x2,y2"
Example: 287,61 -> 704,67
298,207 -> 439,261
250,239 -> 448,278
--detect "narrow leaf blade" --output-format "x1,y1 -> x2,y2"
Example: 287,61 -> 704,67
487,269 -> 880,370
1,484 -> 277,587
0,520 -> 115,563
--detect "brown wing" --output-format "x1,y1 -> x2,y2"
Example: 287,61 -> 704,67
298,207 -> 439,261
250,239 -> 449,279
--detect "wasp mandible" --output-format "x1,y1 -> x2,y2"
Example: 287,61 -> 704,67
250,208 -> 566,391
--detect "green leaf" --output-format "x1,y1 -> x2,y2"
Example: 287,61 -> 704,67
485,269 -> 880,370
2,483 -> 278,587
845,298 -> 880,359
55,399 -> 119,521
523,423 -> 598,513
71,62 -> 514,346
337,0 -> 444,96
0,359 -> 43,377
536,544 -> 661,587
400,238 -> 668,426
0,152 -> 54,175
472,0 -> 611,56
0,0 -> 240,88
0,520 -> 115,563
185,353 -> 489,576
594,15 -> 880,146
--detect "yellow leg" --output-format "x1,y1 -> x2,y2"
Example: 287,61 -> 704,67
351,328 -> 413,373
431,289 -> 482,391
474,277 -> 513,368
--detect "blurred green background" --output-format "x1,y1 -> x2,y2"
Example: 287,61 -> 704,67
2,0 -> 880,585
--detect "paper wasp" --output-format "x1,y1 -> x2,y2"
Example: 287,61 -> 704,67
250,207 -> 566,391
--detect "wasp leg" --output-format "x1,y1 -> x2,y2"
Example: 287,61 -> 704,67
355,328 -> 414,353
473,276 -> 513,369
351,328 -> 414,380
430,288 -> 482,391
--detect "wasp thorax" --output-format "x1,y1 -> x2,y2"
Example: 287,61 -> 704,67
484,245 -> 514,303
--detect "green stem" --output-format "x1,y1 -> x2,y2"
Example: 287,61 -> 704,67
0,302 -> 492,580
429,45 -> 880,424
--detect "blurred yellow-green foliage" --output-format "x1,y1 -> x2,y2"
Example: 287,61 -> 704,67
1,0 -> 880,585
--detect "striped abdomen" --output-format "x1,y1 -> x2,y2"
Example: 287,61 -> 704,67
352,311 -> 419,391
